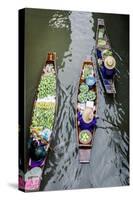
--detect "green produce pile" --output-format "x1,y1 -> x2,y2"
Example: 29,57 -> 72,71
83,68 -> 92,79
37,73 -> 56,99
35,102 -> 55,110
88,91 -> 96,101
78,88 -> 96,103
78,92 -> 88,103
31,102 -> 55,130
79,83 -> 88,93
79,130 -> 92,144
102,50 -> 112,57
98,39 -> 106,47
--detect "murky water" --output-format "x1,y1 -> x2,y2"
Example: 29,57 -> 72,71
25,9 -> 129,190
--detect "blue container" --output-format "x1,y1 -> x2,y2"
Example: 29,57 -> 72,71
85,76 -> 96,89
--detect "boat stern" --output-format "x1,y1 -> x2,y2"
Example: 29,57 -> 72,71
79,148 -> 91,163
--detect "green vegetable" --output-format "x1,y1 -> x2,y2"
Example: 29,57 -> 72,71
78,92 -> 88,103
102,50 -> 112,57
88,91 -> 96,101
83,68 -> 92,79
31,103 -> 55,130
30,71 -> 56,132
37,73 -> 56,99
78,85 -> 96,103
79,84 -> 88,93
98,39 -> 106,47
79,130 -> 92,144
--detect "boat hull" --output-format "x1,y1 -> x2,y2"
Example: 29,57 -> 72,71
76,60 -> 97,163
19,52 -> 57,192
96,18 -> 116,94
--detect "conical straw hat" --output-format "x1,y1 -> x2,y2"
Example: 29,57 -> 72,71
82,108 -> 94,123
104,56 -> 116,69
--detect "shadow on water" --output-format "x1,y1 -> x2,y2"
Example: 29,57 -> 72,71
26,9 -> 129,191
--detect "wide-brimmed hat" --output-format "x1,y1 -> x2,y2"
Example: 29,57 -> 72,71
104,56 -> 116,69
82,108 -> 94,123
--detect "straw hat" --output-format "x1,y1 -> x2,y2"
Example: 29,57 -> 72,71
104,56 -> 116,69
82,108 -> 94,123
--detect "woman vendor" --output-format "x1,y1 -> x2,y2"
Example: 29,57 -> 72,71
102,55 -> 116,79
78,107 -> 97,132
28,128 -> 50,168
97,49 -> 116,79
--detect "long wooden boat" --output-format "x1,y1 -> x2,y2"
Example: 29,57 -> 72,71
19,52 -> 57,192
96,18 -> 116,94
76,58 -> 97,163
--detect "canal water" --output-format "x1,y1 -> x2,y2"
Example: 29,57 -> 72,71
25,9 -> 129,190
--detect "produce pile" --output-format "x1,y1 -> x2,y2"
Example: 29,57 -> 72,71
35,102 -> 55,109
31,102 -> 55,130
30,70 -> 56,133
79,83 -> 88,93
98,39 -> 106,47
79,130 -> 92,144
102,49 -> 112,57
78,83 -> 96,103
83,67 -> 93,79
78,92 -> 88,103
37,73 -> 56,99
87,91 -> 96,101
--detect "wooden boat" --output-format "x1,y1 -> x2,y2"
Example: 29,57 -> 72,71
19,52 -> 57,192
76,59 -> 97,163
96,18 -> 116,94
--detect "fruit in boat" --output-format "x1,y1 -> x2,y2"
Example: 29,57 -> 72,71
83,68 -> 92,79
31,102 -> 55,131
87,91 -> 96,101
78,92 -> 88,103
98,39 -> 106,46
37,73 -> 56,99
79,130 -> 92,144
79,83 -> 88,93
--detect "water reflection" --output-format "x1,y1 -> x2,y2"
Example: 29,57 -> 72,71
49,11 -> 71,30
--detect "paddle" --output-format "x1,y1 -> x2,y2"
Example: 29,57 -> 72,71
115,67 -> 120,75
49,146 -> 55,153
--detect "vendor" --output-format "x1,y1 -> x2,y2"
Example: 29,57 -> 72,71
31,128 -> 49,146
29,139 -> 47,168
102,55 -> 116,79
78,107 -> 97,132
